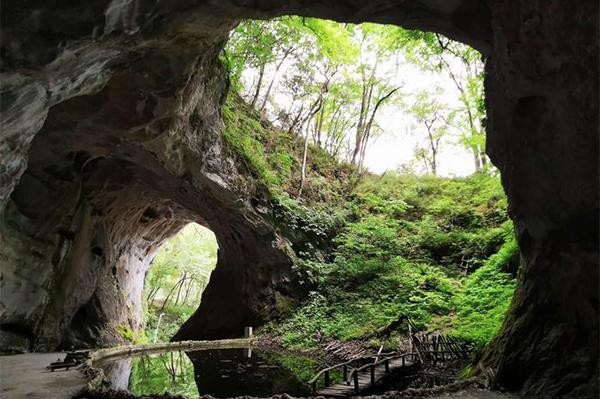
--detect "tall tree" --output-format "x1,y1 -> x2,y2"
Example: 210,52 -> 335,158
409,91 -> 451,176
391,29 -> 488,171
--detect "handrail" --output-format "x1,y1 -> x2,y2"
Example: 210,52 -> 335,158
353,352 -> 415,373
310,352 -> 418,392
311,340 -> 475,393
343,352 -> 417,393
308,356 -> 372,385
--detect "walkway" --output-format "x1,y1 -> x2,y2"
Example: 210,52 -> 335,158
0,352 -> 87,399
314,354 -> 417,397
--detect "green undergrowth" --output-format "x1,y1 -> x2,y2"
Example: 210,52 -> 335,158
117,324 -> 148,345
145,304 -> 197,343
222,92 -> 357,255
222,93 -> 354,202
261,172 -> 518,351
221,93 -> 517,353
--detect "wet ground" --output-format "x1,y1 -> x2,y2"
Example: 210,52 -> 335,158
0,352 -> 87,399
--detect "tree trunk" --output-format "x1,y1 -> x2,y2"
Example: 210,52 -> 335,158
472,148 -> 482,171
159,277 -> 185,312
288,105 -> 304,135
315,98 -> 326,147
259,48 -> 293,112
174,271 -> 187,306
352,84 -> 368,164
298,123 -> 311,198
358,87 -> 400,171
250,62 -> 266,108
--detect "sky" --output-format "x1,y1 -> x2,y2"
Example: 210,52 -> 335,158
364,60 -> 476,176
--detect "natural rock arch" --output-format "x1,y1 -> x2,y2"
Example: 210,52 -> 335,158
0,1 -> 597,397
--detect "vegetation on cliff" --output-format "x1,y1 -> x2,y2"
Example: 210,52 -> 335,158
261,173 -> 516,350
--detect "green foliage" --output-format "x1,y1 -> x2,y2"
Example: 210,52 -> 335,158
129,352 -> 198,397
264,173 -> 517,350
116,324 -> 148,345
143,223 -> 218,343
222,93 -> 356,208
222,98 -> 281,188
145,304 -> 197,344
452,235 -> 518,347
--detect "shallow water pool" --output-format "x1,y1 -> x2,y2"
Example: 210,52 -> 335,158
97,347 -> 319,398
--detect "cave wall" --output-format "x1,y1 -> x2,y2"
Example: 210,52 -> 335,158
0,0 -> 597,397
0,5 -> 304,351
480,1 -> 599,397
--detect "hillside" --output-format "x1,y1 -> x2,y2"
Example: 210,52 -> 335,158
220,92 -> 517,351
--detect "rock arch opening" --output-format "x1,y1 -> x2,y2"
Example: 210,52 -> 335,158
0,63 -> 305,352
143,222 -> 218,343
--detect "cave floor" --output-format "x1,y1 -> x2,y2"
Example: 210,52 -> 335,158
361,388 -> 520,399
422,390 -> 519,399
0,352 -> 87,399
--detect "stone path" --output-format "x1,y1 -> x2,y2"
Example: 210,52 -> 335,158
0,353 -> 87,399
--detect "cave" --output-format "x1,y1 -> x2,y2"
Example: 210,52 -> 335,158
0,1 -> 597,398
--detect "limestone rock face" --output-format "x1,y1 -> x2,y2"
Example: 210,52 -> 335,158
0,0 -> 597,397
479,1 -> 599,397
0,4 -> 303,351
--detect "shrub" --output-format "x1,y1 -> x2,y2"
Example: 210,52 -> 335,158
452,237 -> 518,347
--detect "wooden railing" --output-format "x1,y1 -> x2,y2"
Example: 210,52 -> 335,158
346,352 -> 418,393
309,352 -> 419,393
411,334 -> 474,363
308,354 -> 383,392
309,331 -> 475,394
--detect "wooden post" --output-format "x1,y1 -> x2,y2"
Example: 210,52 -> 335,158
343,365 -> 348,382
370,365 -> 375,383
402,355 -> 405,367
408,323 -> 413,352
384,359 -> 390,373
354,370 -> 359,393
312,381 -> 317,392
324,370 -> 330,386
244,327 -> 253,338
243,347 -> 252,358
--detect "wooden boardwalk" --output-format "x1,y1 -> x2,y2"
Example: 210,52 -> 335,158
309,330 -> 474,397
315,356 -> 416,397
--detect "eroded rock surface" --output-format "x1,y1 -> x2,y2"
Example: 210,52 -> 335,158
0,1 -> 597,397
1,4 -> 304,351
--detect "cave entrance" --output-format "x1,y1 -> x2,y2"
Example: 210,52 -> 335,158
144,223 -> 218,343
219,16 -> 519,348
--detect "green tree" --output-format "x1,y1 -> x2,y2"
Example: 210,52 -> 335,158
393,30 -> 488,171
145,223 -> 218,312
409,90 -> 452,175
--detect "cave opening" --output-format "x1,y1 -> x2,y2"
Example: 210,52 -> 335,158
221,14 -> 519,347
143,222 -> 218,344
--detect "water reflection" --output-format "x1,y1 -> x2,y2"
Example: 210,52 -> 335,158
102,358 -> 132,391
100,348 -> 317,398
